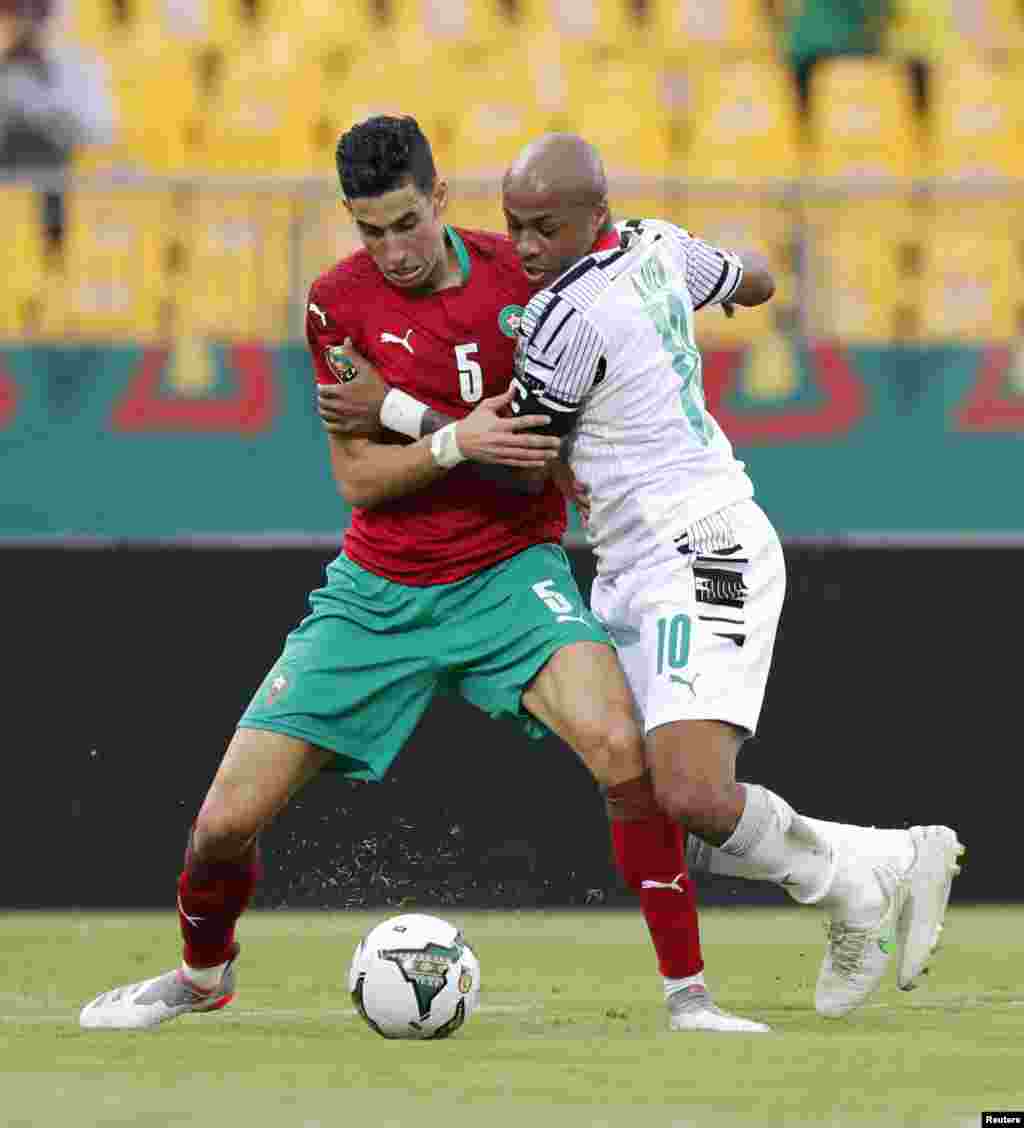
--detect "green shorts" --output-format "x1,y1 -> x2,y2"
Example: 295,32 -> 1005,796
239,543 -> 611,780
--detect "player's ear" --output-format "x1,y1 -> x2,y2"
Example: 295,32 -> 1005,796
592,199 -> 609,240
433,179 -> 449,218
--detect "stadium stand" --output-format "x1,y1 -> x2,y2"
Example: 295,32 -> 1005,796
677,58 -> 802,184
647,0 -> 775,59
804,199 -> 922,342
559,50 -> 673,177
518,0 -> 642,55
928,59 -> 1024,179
807,56 -> 920,179
446,46 -> 561,179
3,3 -> 1023,346
179,192 -> 293,340
51,190 -> 174,340
387,0 -> 513,62
919,206 -> 1019,342
74,49 -> 201,175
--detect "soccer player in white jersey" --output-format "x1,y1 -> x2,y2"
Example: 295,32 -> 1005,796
318,135 -> 963,1021
501,134 -> 962,1018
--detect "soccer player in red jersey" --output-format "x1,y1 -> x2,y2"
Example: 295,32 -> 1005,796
307,118 -> 764,1033
78,116 -> 755,1033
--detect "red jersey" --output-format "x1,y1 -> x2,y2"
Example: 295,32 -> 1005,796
306,226 -> 567,585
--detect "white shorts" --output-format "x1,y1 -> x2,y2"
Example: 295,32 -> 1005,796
590,499 -> 786,737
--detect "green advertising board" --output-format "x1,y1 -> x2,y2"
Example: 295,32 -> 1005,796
1,339 -> 1021,543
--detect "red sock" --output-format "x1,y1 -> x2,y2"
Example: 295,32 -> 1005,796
177,834 -> 263,969
610,813 -> 704,979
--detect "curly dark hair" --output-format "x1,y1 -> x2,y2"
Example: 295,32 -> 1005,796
336,116 -> 437,200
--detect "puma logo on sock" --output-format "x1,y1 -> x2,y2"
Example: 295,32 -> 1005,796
641,873 -> 686,893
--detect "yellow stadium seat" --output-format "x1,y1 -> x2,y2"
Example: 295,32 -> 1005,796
647,0 -> 774,60
192,52 -> 323,176
980,0 -> 1024,54
671,199 -> 797,345
0,189 -> 49,338
387,0 -> 514,62
809,58 -> 920,180
919,206 -> 1018,342
179,194 -> 294,340
206,0 -> 364,52
71,0 -> 171,46
804,199 -> 922,342
676,59 -> 801,184
286,53 -> 450,181
929,61 -> 1024,180
518,0 -> 643,54
55,192 -> 174,340
560,53 -> 673,177
75,49 -> 202,175
265,0 -> 380,44
447,49 -> 562,178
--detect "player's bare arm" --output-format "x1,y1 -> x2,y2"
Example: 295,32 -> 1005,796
326,388 -> 560,509
727,250 -> 775,307
318,341 -> 559,500
317,341 -> 559,461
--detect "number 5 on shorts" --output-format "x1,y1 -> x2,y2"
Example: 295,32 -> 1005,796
532,579 -> 573,615
656,613 -> 691,674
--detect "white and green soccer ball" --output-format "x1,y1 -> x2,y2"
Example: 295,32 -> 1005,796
348,913 -> 480,1039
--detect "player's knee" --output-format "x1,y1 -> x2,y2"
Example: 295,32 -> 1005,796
192,800 -> 260,863
653,774 -> 735,831
575,711 -> 644,788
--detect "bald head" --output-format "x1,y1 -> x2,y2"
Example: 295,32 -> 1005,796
502,133 -> 612,290
503,134 -> 607,208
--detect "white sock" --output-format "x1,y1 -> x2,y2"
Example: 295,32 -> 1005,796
707,784 -> 836,905
663,971 -> 706,1000
182,960 -> 227,991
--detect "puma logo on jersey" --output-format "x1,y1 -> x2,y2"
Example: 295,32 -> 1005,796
308,302 -> 328,328
381,329 -> 415,354
641,873 -> 686,894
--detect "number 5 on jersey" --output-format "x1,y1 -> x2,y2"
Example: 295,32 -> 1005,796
455,343 -> 482,403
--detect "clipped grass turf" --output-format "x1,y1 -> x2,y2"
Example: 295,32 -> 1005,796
2,906 -> 1021,1127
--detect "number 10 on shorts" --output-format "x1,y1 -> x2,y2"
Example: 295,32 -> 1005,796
656,613 -> 692,674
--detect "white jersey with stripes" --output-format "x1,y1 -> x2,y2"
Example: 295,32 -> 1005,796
514,217 -> 755,578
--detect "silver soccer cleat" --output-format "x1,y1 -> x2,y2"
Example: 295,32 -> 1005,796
79,944 -> 239,1030
896,825 -> 964,991
667,985 -> 771,1033
815,862 -> 906,1019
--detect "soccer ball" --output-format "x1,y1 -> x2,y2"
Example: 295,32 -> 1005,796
348,913 -> 480,1039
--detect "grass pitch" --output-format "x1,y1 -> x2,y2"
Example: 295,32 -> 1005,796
2,906 -> 1021,1128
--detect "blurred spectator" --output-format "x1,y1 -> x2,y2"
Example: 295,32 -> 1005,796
782,0 -> 887,113
886,0 -> 1002,114
0,0 -> 115,245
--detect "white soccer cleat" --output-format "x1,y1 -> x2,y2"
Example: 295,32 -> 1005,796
896,825 -> 964,991
667,985 -> 771,1033
815,863 -> 906,1019
79,945 -> 238,1030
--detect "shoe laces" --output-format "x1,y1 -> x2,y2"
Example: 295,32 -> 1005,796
824,919 -> 872,979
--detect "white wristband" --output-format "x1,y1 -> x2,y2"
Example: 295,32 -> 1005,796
380,387 -> 428,439
430,423 -> 466,469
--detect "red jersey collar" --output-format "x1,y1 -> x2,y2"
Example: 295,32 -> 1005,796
591,227 -> 621,253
